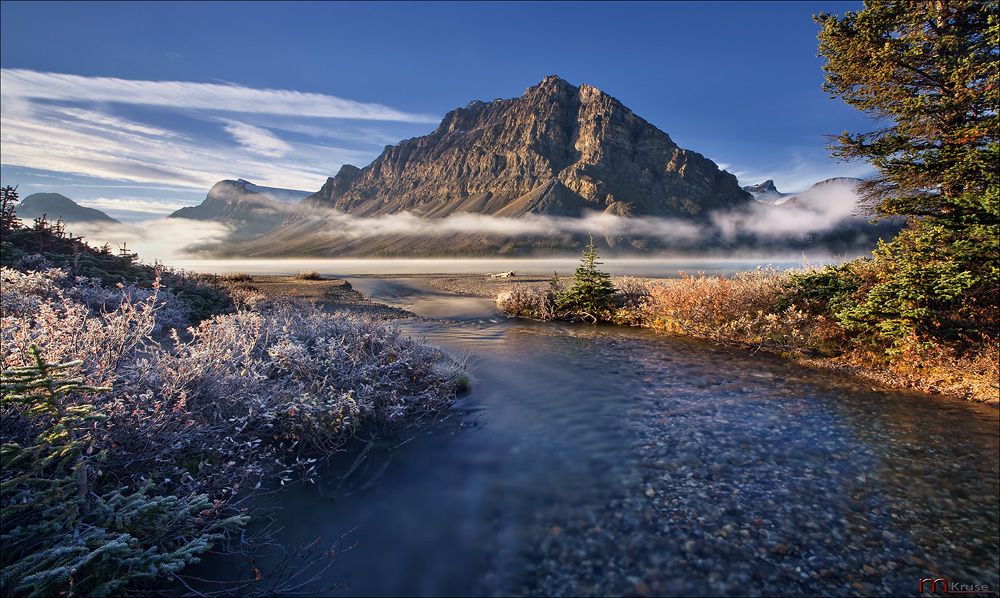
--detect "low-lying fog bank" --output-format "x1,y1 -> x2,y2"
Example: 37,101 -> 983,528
161,254 -> 860,278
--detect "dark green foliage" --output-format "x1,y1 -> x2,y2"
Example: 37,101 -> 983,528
1,185 -> 21,233
556,236 -> 616,315
1,346 -> 247,597
808,1 -> 1000,353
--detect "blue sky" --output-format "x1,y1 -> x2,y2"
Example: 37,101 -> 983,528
1,1 -> 871,222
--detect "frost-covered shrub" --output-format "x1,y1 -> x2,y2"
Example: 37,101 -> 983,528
12,253 -> 53,272
2,262 -> 464,595
1,267 -> 186,383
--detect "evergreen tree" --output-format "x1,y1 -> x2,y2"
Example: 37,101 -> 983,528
809,0 -> 999,350
1,185 -> 21,234
1,346 -> 244,597
557,235 -> 616,315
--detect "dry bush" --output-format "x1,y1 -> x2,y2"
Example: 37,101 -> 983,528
219,272 -> 254,282
1,268 -> 184,383
637,267 -> 834,351
612,276 -> 652,307
496,286 -> 558,320
296,270 -> 322,280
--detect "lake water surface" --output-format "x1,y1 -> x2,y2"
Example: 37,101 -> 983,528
186,261 -> 998,597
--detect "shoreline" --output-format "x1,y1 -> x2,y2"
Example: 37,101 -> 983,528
223,274 -> 414,319
246,273 -> 997,406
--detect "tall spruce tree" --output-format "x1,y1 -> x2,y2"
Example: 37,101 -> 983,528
812,0 -> 999,350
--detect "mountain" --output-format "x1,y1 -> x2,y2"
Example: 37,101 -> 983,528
242,76 -> 752,256
726,177 -> 902,254
778,177 -> 864,209
742,180 -> 788,205
168,179 -> 297,239
235,180 -> 312,204
15,193 -> 120,225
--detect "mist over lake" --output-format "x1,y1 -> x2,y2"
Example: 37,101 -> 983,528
163,254 -> 858,278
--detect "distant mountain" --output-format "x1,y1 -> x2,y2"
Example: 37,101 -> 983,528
168,179 -> 297,239
234,179 -> 312,204
16,193 -> 120,224
743,177 -> 866,209
778,177 -> 865,209
241,75 -> 752,256
729,177 -> 902,254
742,180 -> 788,205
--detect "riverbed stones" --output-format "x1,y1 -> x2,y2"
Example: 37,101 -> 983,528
510,334 -> 999,597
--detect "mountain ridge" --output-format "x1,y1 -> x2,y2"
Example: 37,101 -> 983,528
15,193 -> 120,224
167,179 -> 295,239
299,75 -> 750,219
245,75 -> 752,256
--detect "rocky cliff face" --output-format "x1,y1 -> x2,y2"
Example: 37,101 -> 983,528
168,179 -> 294,239
300,76 -> 750,220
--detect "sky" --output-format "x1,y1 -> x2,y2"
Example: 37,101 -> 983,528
1,1 -> 873,223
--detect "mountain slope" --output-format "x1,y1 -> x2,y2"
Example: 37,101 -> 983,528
304,76 -> 749,218
16,193 -> 120,224
245,76 -> 751,256
168,179 -> 296,239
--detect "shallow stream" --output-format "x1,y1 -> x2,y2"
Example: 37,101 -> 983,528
197,267 -> 998,597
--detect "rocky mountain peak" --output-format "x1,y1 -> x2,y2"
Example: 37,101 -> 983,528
299,76 -> 747,222
525,74 -> 576,97
262,76 -> 753,255
169,179 -> 295,239
743,180 -> 779,194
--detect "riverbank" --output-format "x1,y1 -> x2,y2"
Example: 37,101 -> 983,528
218,274 -> 414,319
224,272 -> 997,404
1,252 -> 464,595
417,273 -> 998,406
245,273 -> 998,596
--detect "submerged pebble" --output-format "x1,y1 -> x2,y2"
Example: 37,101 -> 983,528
509,336 -> 999,597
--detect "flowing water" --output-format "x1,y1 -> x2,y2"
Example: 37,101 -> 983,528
189,263 -> 998,597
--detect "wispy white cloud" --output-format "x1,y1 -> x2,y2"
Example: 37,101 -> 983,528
1,86 -> 388,191
279,181 -> 873,248
84,196 -> 194,215
0,69 -> 440,197
292,208 -> 706,243
0,69 -> 439,123
221,120 -> 293,157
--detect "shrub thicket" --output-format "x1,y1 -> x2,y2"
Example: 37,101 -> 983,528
0,186 -> 234,324
495,236 -> 617,323
1,192 -> 465,595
